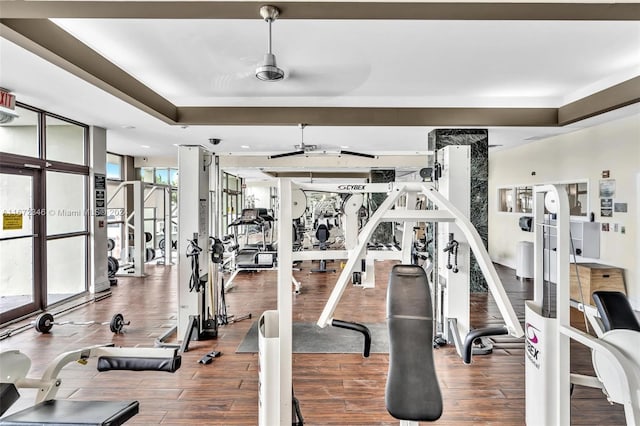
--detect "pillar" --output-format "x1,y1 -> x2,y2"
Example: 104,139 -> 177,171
428,129 -> 489,292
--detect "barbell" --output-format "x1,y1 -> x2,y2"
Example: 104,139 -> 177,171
33,312 -> 129,334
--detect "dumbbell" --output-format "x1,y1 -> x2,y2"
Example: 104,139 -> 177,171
33,312 -> 130,334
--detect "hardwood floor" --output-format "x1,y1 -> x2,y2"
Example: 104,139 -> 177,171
0,261 -> 627,425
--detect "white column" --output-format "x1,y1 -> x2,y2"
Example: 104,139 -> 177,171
132,180 -> 145,277
277,178 -> 293,425
177,146 -> 210,337
88,126 -> 109,293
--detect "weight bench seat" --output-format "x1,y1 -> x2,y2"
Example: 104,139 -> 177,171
592,291 -> 640,332
0,400 -> 139,426
386,264 -> 443,422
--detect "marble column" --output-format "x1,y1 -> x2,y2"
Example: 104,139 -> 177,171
370,169 -> 396,245
428,129 -> 489,292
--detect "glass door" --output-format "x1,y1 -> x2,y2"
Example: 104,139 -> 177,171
0,167 -> 41,323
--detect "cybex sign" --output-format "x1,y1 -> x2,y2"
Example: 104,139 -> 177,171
0,90 -> 16,110
337,185 -> 366,191
525,322 -> 541,369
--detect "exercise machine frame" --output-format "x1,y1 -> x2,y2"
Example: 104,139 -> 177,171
263,179 -> 524,426
525,185 -> 640,425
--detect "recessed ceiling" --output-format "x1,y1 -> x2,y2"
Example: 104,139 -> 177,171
1,1 -> 639,181
50,19 -> 640,108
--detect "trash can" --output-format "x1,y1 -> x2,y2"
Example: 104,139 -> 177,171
516,241 -> 534,279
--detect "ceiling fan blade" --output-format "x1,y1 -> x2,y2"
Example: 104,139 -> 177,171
339,150 -> 378,159
268,150 -> 305,159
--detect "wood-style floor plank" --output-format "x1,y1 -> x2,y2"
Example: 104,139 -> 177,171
0,261 -> 627,425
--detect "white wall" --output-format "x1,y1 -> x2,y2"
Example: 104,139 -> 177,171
246,181 -> 275,209
489,114 -> 640,308
134,155 -> 177,168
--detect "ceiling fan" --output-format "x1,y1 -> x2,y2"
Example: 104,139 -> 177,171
268,124 -> 378,160
211,6 -> 370,94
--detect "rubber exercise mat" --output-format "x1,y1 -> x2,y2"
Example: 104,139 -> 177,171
236,321 -> 389,354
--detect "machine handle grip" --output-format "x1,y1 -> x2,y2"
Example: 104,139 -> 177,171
331,319 -> 371,358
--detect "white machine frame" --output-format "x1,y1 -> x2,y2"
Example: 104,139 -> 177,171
0,345 -> 178,405
261,178 -> 524,426
106,181 -> 174,276
525,184 -> 640,425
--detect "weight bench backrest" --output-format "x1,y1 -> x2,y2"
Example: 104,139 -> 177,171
386,264 -> 443,422
316,224 -> 329,244
592,291 -> 640,332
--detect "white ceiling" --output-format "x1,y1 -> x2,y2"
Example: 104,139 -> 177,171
1,13 -> 639,179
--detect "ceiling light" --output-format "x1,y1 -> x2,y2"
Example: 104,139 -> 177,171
340,145 -> 350,149
256,5 -> 284,82
241,145 -> 251,149
141,145 -> 150,148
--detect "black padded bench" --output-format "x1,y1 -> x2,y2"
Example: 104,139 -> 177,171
0,348 -> 180,426
592,291 -> 640,332
0,398 -> 138,426
386,264 -> 443,422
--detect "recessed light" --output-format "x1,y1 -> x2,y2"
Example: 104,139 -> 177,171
141,145 -> 150,148
241,145 -> 250,149
340,145 -> 350,149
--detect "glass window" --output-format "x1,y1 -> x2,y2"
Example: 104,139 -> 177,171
140,167 -> 154,183
498,188 -> 514,212
45,115 -> 86,165
46,171 -> 86,235
566,182 -> 588,217
155,168 -> 169,185
106,153 -> 123,180
169,169 -> 179,187
47,235 -> 86,304
515,186 -> 533,213
0,237 -> 34,311
0,106 -> 39,158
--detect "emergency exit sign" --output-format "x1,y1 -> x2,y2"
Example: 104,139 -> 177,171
0,89 -> 16,110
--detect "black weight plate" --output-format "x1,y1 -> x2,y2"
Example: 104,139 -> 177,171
145,247 -> 156,262
144,232 -> 153,243
107,238 -> 115,251
107,256 -> 119,277
110,313 -> 125,333
158,238 -> 165,250
35,312 -> 54,333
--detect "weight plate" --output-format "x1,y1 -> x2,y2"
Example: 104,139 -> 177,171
107,238 -> 115,251
158,238 -> 165,250
144,232 -> 153,243
291,189 -> 307,219
110,313 -> 125,333
35,312 -> 54,333
145,247 -> 156,262
107,256 -> 119,277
